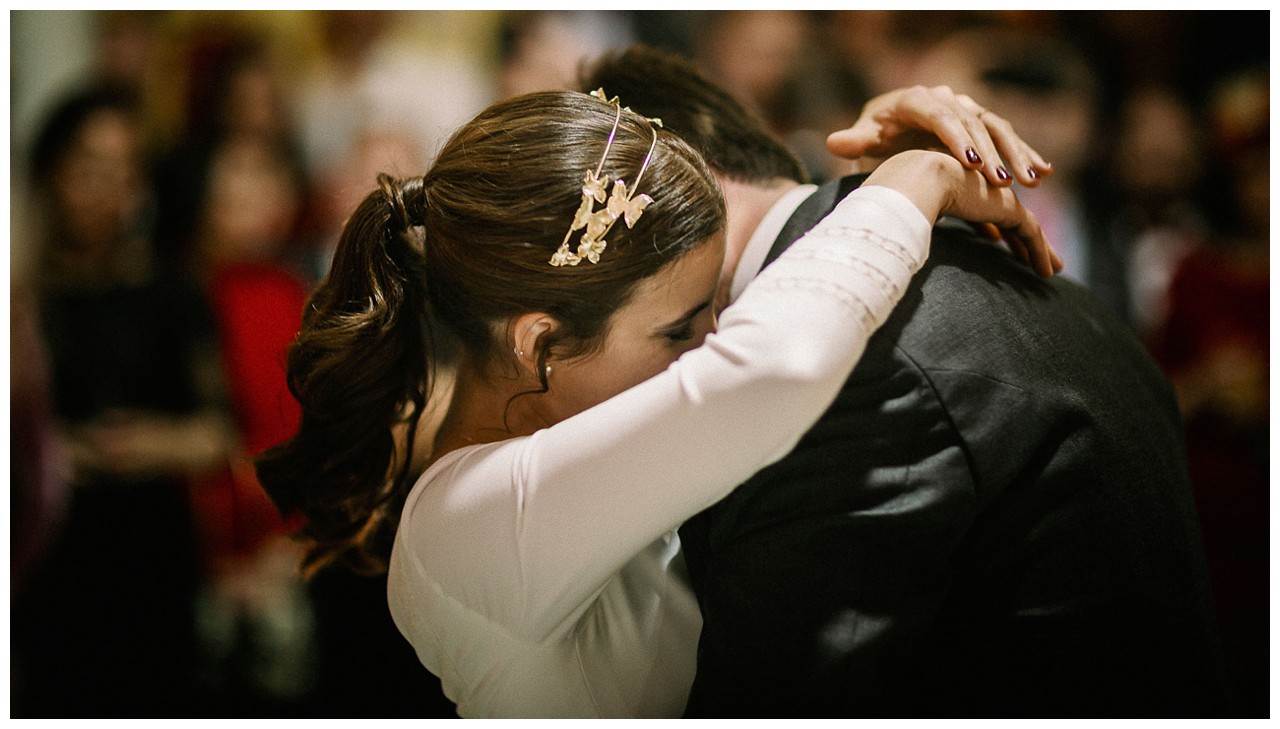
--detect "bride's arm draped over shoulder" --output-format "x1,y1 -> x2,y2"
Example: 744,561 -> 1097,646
400,184 -> 930,642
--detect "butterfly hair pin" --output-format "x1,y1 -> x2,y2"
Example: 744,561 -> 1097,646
549,89 -> 663,267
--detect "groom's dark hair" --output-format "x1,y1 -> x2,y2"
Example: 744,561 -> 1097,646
580,44 -> 809,186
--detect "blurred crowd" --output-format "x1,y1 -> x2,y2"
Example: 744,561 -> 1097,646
9,10 -> 1268,718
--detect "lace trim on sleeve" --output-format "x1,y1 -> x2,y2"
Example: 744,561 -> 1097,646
805,224 -> 924,271
749,223 -> 921,336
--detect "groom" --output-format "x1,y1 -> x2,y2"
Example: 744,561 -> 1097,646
583,47 -> 1230,717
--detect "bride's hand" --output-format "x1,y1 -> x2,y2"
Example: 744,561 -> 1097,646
865,150 -> 1063,277
827,85 -> 1053,188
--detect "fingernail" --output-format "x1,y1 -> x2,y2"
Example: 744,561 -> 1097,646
1027,167 -> 1038,180
965,147 -> 981,165
997,166 -> 1011,182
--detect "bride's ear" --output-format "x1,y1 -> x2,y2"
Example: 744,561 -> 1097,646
510,312 -> 560,379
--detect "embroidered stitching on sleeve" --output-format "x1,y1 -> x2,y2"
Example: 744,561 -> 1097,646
804,225 -> 922,270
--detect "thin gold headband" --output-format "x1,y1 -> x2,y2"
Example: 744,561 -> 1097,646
549,89 -> 663,267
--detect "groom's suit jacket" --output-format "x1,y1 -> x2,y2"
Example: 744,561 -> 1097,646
679,176 -> 1231,717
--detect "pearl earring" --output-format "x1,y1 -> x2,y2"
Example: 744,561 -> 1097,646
514,347 -> 524,358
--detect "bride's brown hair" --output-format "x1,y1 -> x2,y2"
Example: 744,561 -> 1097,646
256,91 -> 724,575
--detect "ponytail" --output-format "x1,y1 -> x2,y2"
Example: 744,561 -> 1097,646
256,173 -> 436,576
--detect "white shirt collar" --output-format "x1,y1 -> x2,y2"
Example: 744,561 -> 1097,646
728,184 -> 819,304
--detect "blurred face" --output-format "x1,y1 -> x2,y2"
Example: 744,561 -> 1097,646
226,62 -> 287,139
542,232 -> 725,423
203,137 -> 300,260
53,109 -> 143,251
705,10 -> 807,108
1115,88 -> 1202,197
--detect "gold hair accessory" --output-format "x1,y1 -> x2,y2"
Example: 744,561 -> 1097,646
550,89 -> 663,267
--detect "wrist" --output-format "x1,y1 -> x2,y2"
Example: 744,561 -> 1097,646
862,150 -> 962,224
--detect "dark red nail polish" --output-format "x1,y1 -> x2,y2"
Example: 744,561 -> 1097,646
1027,167 -> 1038,180
997,166 -> 1011,181
965,147 -> 981,165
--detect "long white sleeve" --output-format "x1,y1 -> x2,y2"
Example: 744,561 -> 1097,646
388,185 -> 930,717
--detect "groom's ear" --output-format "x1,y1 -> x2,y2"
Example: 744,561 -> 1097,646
509,312 -> 561,378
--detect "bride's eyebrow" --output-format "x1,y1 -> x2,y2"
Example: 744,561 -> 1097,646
655,299 -> 711,335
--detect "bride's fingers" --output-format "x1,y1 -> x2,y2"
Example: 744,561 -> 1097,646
985,219 -> 1063,277
898,86 -> 990,174
972,181 -> 1056,277
1004,209 -> 1058,278
825,118 -> 884,160
970,221 -> 1003,241
952,93 -> 1053,187
948,92 -> 1013,186
1005,230 -> 1032,266
830,86 -> 990,172
829,85 -> 1055,190
973,107 -> 1050,187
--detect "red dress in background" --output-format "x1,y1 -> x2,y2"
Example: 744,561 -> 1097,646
195,261 -> 308,566
1155,246 -> 1268,380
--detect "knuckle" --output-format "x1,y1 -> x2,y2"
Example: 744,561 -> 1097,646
931,105 -> 960,126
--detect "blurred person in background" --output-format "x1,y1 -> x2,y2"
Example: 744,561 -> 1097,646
293,10 -> 398,181
695,10 -> 810,127
12,82 -> 233,717
1150,69 -> 1269,716
296,10 -> 494,178
692,10 -> 865,182
9,16 -> 168,588
152,33 -> 306,268
778,11 -> 994,182
822,10 -> 980,96
498,10 -> 634,99
1107,85 -> 1209,339
703,10 -> 875,185
184,132 -> 319,714
92,10 -> 165,102
295,11 -> 495,285
908,24 -> 1132,325
155,24 -> 455,715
